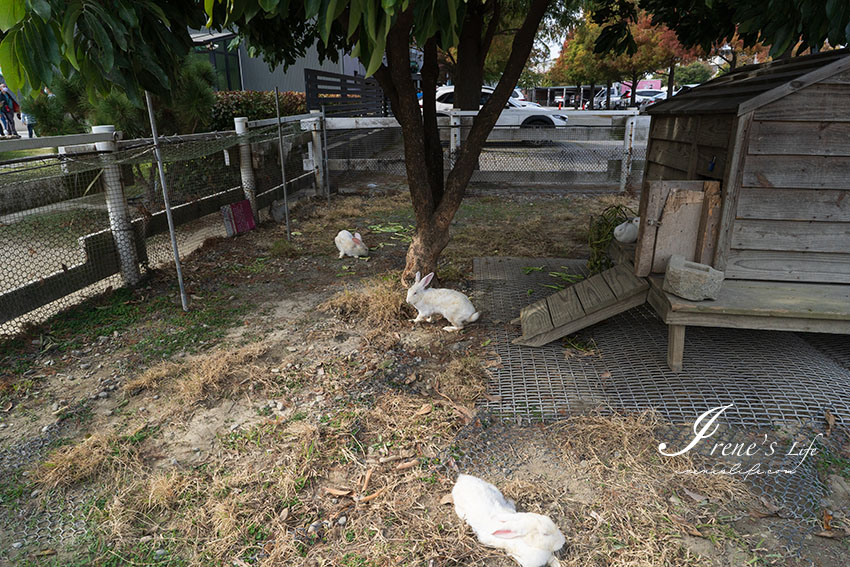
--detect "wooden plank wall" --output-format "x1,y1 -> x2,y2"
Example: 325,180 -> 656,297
726,69 -> 850,283
644,113 -> 735,183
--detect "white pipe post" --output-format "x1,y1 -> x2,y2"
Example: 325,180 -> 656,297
234,116 -> 259,224
450,113 -> 461,156
92,125 -> 141,287
619,115 -> 636,192
273,87 -> 291,241
144,92 -> 189,312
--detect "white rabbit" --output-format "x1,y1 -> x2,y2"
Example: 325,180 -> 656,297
406,271 -> 480,332
613,217 -> 640,243
334,229 -> 368,258
452,474 -> 565,567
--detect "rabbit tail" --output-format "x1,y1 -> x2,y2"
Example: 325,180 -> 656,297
468,311 -> 481,323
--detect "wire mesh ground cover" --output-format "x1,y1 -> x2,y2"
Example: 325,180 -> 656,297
470,257 -> 849,528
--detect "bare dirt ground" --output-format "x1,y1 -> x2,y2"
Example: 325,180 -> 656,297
1,181 -> 848,566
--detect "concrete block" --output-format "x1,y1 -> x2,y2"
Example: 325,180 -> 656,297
662,255 -> 724,301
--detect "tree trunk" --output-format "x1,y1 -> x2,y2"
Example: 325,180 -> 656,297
575,84 -> 581,108
668,64 -> 675,96
630,72 -> 638,106
605,79 -> 612,109
372,0 -> 551,283
589,82 -> 596,109
730,50 -> 738,71
454,2 -> 486,110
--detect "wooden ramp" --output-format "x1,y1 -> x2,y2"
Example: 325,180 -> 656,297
514,264 -> 649,347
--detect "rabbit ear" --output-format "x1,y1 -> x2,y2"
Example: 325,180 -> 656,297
414,271 -> 421,283
352,237 -> 362,245
421,272 -> 435,288
354,232 -> 362,240
492,516 -> 530,539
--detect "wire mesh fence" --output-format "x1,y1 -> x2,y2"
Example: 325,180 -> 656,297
0,121 -> 314,337
325,114 -> 648,192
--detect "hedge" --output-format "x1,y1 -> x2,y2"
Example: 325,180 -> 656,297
210,90 -> 307,131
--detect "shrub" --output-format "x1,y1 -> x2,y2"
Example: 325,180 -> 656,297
210,90 -> 306,131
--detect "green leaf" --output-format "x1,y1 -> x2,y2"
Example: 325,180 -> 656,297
348,0 -> 362,38
259,0 -> 280,11
0,0 -> 25,31
27,0 -> 50,21
82,12 -> 114,73
0,35 -> 25,90
62,3 -> 81,69
204,0 -> 215,18
305,0 -> 321,19
321,0 -> 338,43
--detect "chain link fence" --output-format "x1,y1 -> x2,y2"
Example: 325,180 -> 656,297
325,113 -> 648,192
0,120 -> 315,337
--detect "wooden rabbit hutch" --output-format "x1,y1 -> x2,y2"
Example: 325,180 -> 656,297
515,49 -> 850,370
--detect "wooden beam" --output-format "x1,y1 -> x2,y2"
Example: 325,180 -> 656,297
713,112 -> 755,271
667,325 -> 686,372
736,187 -> 850,222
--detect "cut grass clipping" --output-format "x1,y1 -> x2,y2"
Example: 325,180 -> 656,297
320,273 -> 413,341
587,204 -> 637,274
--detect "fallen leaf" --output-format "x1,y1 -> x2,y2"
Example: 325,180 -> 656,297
361,467 -> 375,494
670,514 -> 703,537
413,404 -> 432,417
396,459 -> 418,471
359,486 -> 389,504
481,393 -> 502,403
759,496 -> 781,514
683,488 -> 707,503
589,510 -> 604,528
815,529 -> 849,539
440,493 -> 454,506
600,370 -> 611,379
823,509 -> 834,531
280,507 -> 289,522
825,409 -> 836,437
32,550 -> 57,557
324,487 -> 352,497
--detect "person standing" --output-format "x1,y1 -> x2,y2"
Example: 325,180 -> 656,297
21,112 -> 35,138
0,84 -> 20,138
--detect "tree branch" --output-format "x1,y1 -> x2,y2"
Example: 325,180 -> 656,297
479,0 -> 501,67
421,37 -> 444,205
437,0 -> 551,223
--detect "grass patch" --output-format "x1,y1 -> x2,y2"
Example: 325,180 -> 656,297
0,208 -> 110,247
436,355 -> 487,405
270,237 -> 303,258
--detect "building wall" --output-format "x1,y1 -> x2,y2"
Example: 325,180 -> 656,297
643,113 -> 735,184
724,70 -> 850,284
239,45 -> 364,93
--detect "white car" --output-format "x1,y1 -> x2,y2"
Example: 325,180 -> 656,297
511,88 -> 526,102
617,89 -> 664,108
430,86 -> 568,127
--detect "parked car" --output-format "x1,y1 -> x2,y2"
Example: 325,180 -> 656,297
511,88 -> 527,102
429,85 -> 568,127
616,89 -> 664,108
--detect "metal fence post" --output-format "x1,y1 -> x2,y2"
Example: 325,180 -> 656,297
619,115 -> 636,192
450,113 -> 461,156
307,116 -> 325,195
234,116 -> 259,223
92,125 -> 141,286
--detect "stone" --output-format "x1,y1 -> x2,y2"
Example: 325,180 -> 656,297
662,255 -> 724,301
154,549 -> 167,557
12,541 -> 23,549
139,536 -> 153,544
98,391 -> 109,399
337,516 -> 347,526
80,363 -> 91,370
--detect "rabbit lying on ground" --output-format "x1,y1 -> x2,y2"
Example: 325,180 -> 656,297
334,229 -> 368,258
406,272 -> 480,332
613,217 -> 640,243
452,474 -> 566,567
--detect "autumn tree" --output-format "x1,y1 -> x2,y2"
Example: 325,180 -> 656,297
711,32 -> 770,73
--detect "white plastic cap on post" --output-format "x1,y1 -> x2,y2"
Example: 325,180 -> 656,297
234,117 -> 249,134
91,124 -> 116,151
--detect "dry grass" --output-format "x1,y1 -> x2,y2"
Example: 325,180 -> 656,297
122,342 -> 269,402
34,433 -> 112,488
177,342 -> 268,402
123,361 -> 184,394
319,273 -> 414,341
436,355 -> 488,405
550,412 -> 748,567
